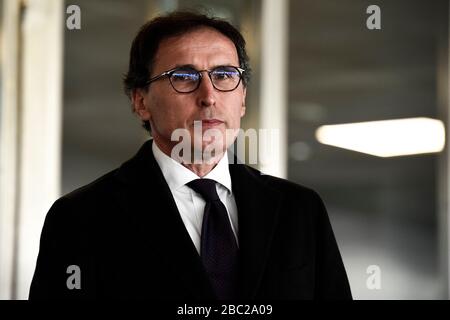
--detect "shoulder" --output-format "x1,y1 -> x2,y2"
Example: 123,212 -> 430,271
45,168 -> 121,226
234,164 -> 330,234
237,164 -> 322,202
62,168 -> 120,203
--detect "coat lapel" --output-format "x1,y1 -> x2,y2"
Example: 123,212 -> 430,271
230,164 -> 283,299
114,140 -> 215,299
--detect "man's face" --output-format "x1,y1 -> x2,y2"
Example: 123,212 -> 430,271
133,27 -> 246,158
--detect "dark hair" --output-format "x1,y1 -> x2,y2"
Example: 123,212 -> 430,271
123,11 -> 251,133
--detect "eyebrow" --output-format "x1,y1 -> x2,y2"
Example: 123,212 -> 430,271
172,64 -> 235,70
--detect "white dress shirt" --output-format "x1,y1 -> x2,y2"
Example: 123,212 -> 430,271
152,141 -> 239,255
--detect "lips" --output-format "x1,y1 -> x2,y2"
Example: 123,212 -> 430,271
202,119 -> 223,124
201,119 -> 224,126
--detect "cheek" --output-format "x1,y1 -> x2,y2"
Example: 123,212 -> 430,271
150,95 -> 193,129
224,102 -> 244,130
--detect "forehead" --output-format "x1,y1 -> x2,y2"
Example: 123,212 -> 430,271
153,27 -> 239,70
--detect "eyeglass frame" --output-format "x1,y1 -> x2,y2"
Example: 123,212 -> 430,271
145,65 -> 246,93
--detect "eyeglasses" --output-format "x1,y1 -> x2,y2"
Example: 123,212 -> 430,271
146,66 -> 245,93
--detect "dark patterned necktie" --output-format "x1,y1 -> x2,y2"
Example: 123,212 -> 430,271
186,178 -> 239,300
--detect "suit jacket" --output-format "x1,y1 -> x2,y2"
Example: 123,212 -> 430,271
29,140 -> 352,300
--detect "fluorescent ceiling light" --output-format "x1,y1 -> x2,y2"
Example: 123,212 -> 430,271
315,117 -> 445,157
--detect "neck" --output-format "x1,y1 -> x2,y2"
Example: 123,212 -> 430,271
182,162 -> 219,178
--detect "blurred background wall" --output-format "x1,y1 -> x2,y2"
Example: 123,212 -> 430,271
0,0 -> 448,299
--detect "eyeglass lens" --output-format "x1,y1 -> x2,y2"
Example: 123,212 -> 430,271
169,66 -> 241,92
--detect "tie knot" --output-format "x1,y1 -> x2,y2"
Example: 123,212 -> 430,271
187,179 -> 220,202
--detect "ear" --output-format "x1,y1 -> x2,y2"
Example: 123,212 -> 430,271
240,87 -> 247,117
132,88 -> 151,121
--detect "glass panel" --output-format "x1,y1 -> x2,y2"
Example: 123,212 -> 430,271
288,0 -> 448,299
63,0 -> 156,194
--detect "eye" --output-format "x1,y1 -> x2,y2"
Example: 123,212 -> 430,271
211,67 -> 240,81
171,70 -> 199,82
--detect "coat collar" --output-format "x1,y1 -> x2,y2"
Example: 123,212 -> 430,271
115,140 -> 282,299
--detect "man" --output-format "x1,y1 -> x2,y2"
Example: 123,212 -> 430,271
29,11 -> 352,300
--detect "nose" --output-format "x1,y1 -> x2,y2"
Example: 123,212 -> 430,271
196,71 -> 216,107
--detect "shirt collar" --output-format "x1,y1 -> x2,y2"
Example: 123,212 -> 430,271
152,140 -> 232,193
